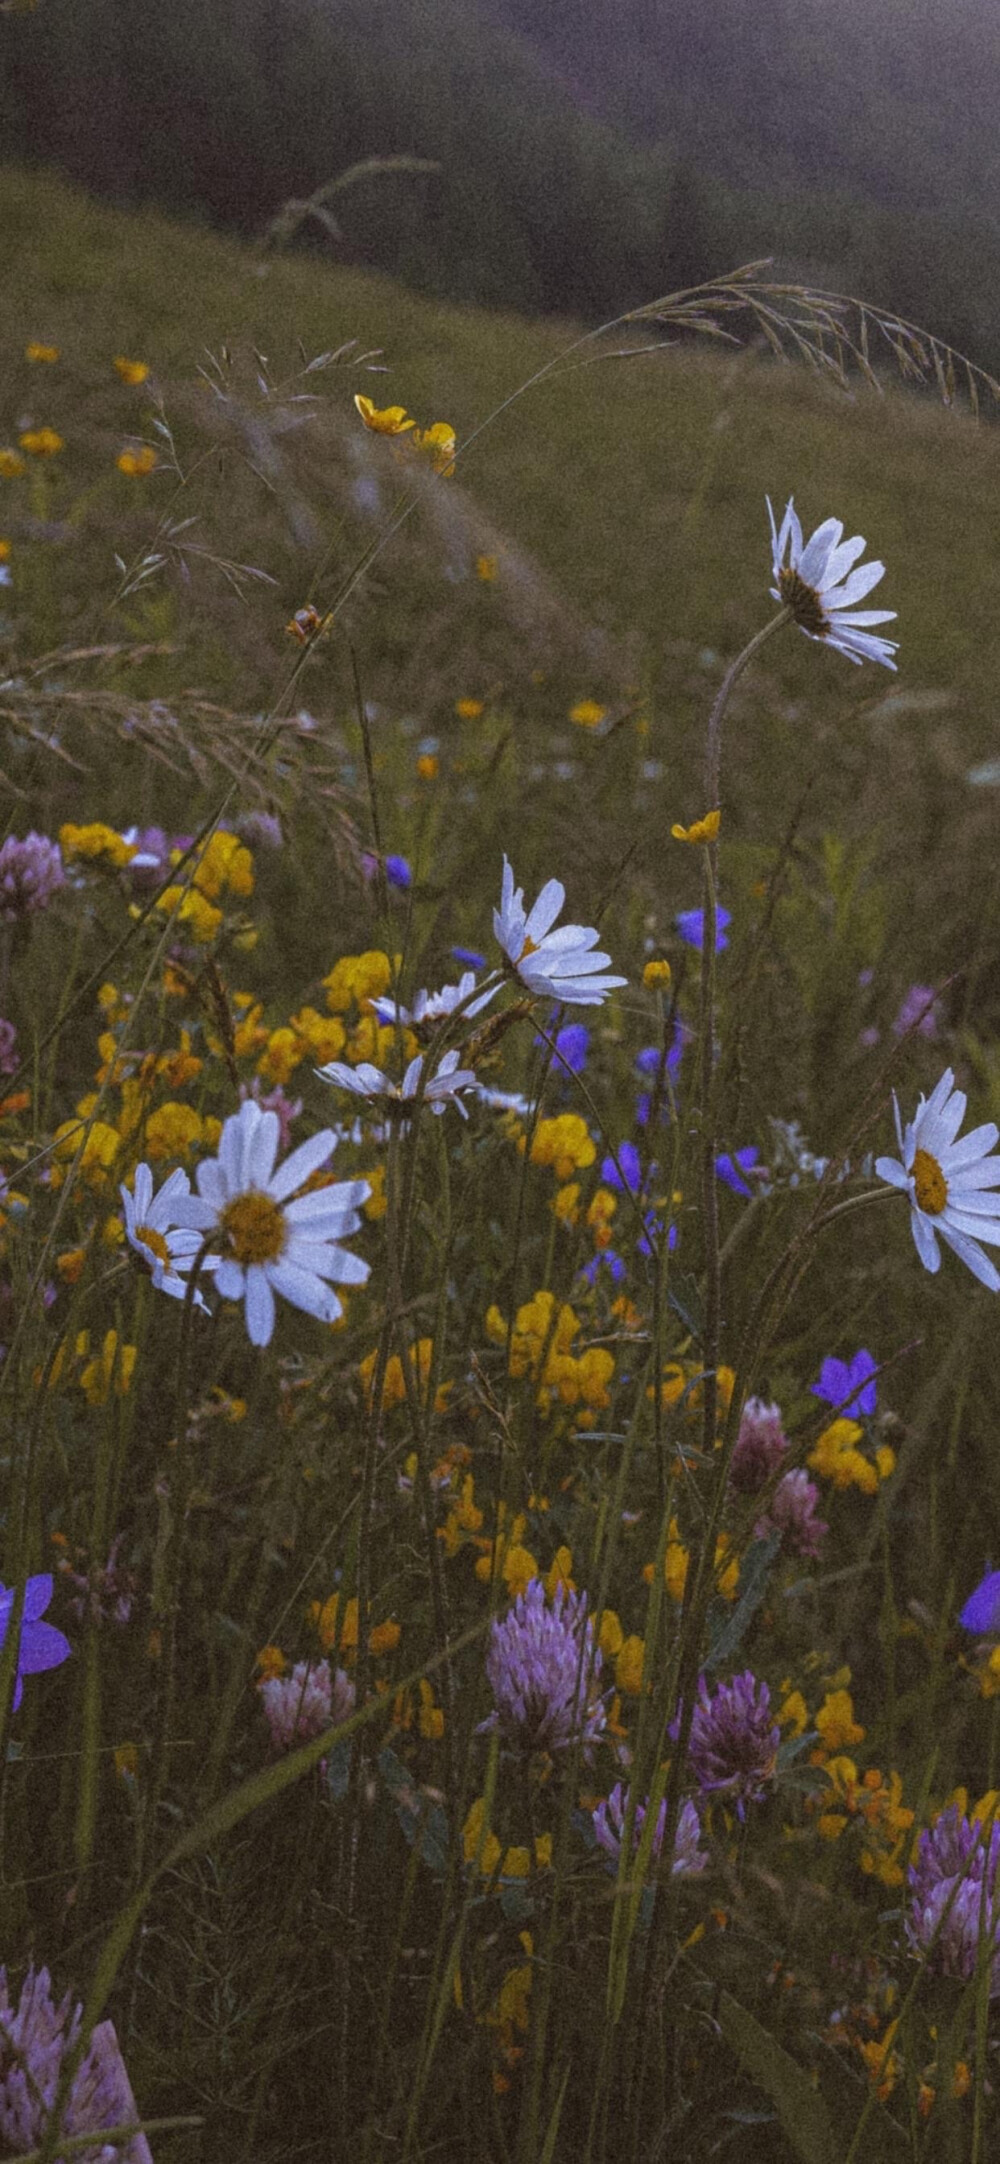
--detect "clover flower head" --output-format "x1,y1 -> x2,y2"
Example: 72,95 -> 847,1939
875,1067 -> 1000,1291
316,1047 -> 477,1120
192,1100 -> 370,1347
767,496 -> 898,670
259,1658 -> 355,1752
0,831 -> 65,920
592,1782 -> 707,1878
729,1397 -> 788,1494
0,1968 -> 147,2163
494,856 -> 626,1007
683,1670 -> 780,1817
754,1468 -> 828,1559
0,1575 -> 71,1711
480,1577 -> 605,1755
906,1807 -> 1000,1990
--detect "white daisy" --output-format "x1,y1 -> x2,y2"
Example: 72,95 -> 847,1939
369,970 -> 498,1031
875,1067 -> 1000,1290
767,496 -> 898,671
315,1047 -> 476,1119
493,856 -> 627,1007
120,1162 -> 218,1310
192,1100 -> 371,1347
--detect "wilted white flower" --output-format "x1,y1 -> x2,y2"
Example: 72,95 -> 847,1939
768,496 -> 897,670
876,1066 -> 1000,1290
493,856 -> 626,1006
192,1100 -> 370,1346
316,1047 -> 476,1119
370,969 -> 497,1030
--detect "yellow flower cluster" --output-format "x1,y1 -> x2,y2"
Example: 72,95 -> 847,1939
646,1358 -> 736,1422
323,950 -> 393,1014
359,1338 -> 448,1414
813,1756 -> 914,1886
117,445 -> 158,477
644,1520 -> 739,1602
462,1798 -> 551,1881
484,1290 -> 614,1421
44,1327 -> 137,1404
20,427 -> 63,456
60,822 -> 136,869
354,396 -> 456,474
569,700 -> 606,730
524,1113 -> 595,1183
807,1418 -> 895,1494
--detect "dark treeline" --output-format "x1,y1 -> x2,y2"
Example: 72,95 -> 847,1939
3,0 -> 1000,367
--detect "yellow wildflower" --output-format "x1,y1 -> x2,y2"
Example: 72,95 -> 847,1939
0,541 -> 9,562
114,356 -> 150,385
19,427 -> 63,455
416,752 -> 438,780
527,1113 -> 595,1183
778,1688 -> 808,1737
255,1027 -> 303,1086
569,699 -> 606,730
354,395 -> 414,437
807,1419 -> 888,1494
551,1181 -> 580,1227
323,950 -> 393,1015
80,1328 -> 136,1406
463,1797 -> 550,1878
0,450 -> 25,478
859,2020 -> 900,2102
311,1592 -> 359,1658
51,1118 -> 119,1189
544,1547 -> 575,1598
438,1476 -> 484,1557
290,1007 -> 347,1064
25,342 -> 59,363
575,1346 -> 615,1411
144,1102 -> 205,1162
59,822 -> 135,869
412,420 -> 456,475
363,1164 -> 387,1220
978,1647 -> 1000,1699
646,1360 -> 689,1411
475,554 -> 498,582
455,697 -> 484,719
671,809 -> 721,845
815,1687 -> 865,1754
116,445 -> 157,477
155,886 -> 223,943
369,1619 -> 401,1657
255,1645 -> 287,1681
56,1245 -> 87,1285
616,1634 -> 645,1696
597,1609 -> 624,1659
642,958 -> 672,990
586,1186 -> 617,1248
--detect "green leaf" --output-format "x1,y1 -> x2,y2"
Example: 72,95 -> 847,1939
718,1992 -> 839,2164
705,1532 -> 781,1670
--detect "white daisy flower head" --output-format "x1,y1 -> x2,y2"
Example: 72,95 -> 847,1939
120,1162 -> 218,1311
316,1047 -> 476,1119
493,856 -> 627,1007
767,496 -> 898,671
192,1099 -> 371,1347
875,1067 -> 1000,1291
369,970 -> 498,1032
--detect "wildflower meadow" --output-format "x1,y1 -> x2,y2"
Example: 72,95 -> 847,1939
7,168 -> 1000,2164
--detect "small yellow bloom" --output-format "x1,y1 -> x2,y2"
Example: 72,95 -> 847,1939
551,1181 -> 580,1228
455,697 -> 484,720
156,885 -> 223,943
114,356 -> 150,385
255,1645 -> 287,1681
354,394 -> 415,437
25,342 -> 59,363
527,1113 -> 595,1183
363,1164 -> 387,1221
807,1419 -> 885,1494
412,421 -> 456,475
60,822 -> 135,869
323,950 -> 393,1015
144,1102 -> 205,1162
0,541 -> 9,562
311,1592 -> 359,1658
116,444 -> 158,477
475,554 -> 498,582
671,809 -> 721,845
80,1328 -> 136,1406
815,1687 -> 865,1753
778,1689 -> 808,1737
416,753 -> 439,780
616,1634 -> 645,1696
596,1609 -> 624,1659
0,450 -> 25,478
569,699 -> 606,731
290,1007 -> 347,1065
51,1118 -> 120,1188
19,427 -> 63,456
56,1247 -> 87,1285
544,1547 -> 575,1598
369,1619 -> 401,1657
642,959 -> 672,990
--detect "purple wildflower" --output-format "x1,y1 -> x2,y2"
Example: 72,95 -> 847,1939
716,1146 -> 759,1198
0,1019 -> 17,1076
683,1670 -> 780,1817
729,1397 -> 789,1494
580,1249 -> 628,1287
675,905 -> 731,953
553,1021 -> 590,1074
906,1806 -> 1000,1990
601,1142 -> 644,1196
0,1968 -> 151,2162
236,809 -> 284,850
452,944 -> 486,969
811,1349 -> 877,1419
893,983 -> 941,1039
259,1659 -> 354,1752
592,1783 -> 707,1877
0,1575 -> 71,1709
240,1076 -> 303,1152
959,1571 -> 1000,1635
755,1469 -> 828,1559
0,832 -> 64,920
480,1577 -> 605,1755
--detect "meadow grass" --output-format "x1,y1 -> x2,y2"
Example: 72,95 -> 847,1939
2,164 -> 1000,2162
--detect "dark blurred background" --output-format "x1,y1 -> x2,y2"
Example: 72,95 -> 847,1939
2,0 -> 998,355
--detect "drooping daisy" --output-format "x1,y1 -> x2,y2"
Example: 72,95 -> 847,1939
768,496 -> 898,670
876,1067 -> 1000,1290
192,1100 -> 370,1347
493,856 -> 627,1007
369,970 -> 498,1031
316,1047 -> 477,1119
120,1162 -> 217,1309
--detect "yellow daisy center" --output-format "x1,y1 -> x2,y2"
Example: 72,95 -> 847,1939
912,1147 -> 947,1216
778,565 -> 829,638
221,1190 -> 286,1265
518,935 -> 539,963
136,1223 -> 170,1266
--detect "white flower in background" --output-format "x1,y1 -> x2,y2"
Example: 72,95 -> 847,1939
192,1100 -> 370,1347
767,496 -> 898,670
476,1086 -> 532,1116
370,970 -> 498,1029
120,1162 -> 217,1310
493,857 -> 627,1006
316,1047 -> 477,1119
876,1067 -> 1000,1290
